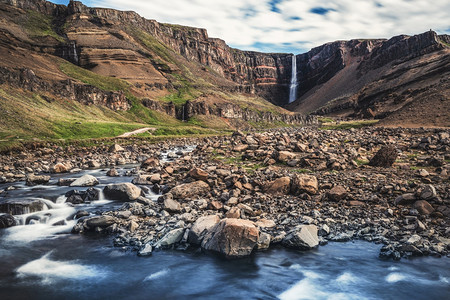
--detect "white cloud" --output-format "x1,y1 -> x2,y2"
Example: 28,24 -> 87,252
89,0 -> 450,53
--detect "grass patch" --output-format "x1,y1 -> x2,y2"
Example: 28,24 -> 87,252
318,117 -> 334,123
25,10 -> 65,42
320,120 -> 379,130
292,168 -> 312,174
354,159 -> 369,166
59,61 -> 129,92
130,28 -> 175,64
51,121 -> 143,140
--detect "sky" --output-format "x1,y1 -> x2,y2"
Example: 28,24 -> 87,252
49,0 -> 450,54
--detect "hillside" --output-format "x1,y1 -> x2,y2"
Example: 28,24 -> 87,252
0,0 -> 317,148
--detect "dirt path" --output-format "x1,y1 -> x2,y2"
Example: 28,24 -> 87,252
117,127 -> 156,137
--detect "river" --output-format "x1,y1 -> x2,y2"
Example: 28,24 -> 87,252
0,148 -> 449,299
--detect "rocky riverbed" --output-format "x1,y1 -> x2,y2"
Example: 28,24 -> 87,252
0,127 -> 449,260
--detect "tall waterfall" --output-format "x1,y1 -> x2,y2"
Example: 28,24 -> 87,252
72,43 -> 79,65
288,55 -> 297,103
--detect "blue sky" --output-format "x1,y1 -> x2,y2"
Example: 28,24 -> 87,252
49,0 -> 450,54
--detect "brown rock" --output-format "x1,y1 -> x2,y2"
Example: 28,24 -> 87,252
276,151 -> 296,162
369,145 -> 398,167
265,176 -> 291,194
413,200 -> 434,215
327,185 -> 347,201
171,181 -> 210,199
141,157 -> 159,169
233,144 -> 249,152
201,218 -> 259,258
108,144 -> 125,153
290,174 -> 318,195
164,198 -> 182,213
189,167 -> 209,181
225,207 -> 241,218
52,163 -> 71,173
208,200 -> 223,210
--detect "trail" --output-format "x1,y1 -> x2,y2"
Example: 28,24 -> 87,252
117,127 -> 155,137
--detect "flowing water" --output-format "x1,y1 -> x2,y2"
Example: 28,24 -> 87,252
289,55 -> 298,104
1,146 -> 449,299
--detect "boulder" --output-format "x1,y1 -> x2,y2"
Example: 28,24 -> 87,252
395,193 -> 416,205
52,163 -> 71,173
282,225 -> 319,250
419,185 -> 437,200
70,175 -> 99,187
103,183 -> 142,201
164,198 -> 182,213
0,213 -> 16,228
265,177 -> 291,194
327,185 -> 347,201
188,215 -> 220,245
141,157 -> 159,169
0,199 -> 46,215
108,144 -> 125,153
290,174 -> 318,195
413,200 -> 434,215
369,145 -> 398,167
154,228 -> 185,248
106,168 -> 119,177
188,168 -> 209,181
201,218 -> 259,258
170,181 -> 210,199
85,215 -> 116,228
276,151 -> 296,162
26,174 -> 51,186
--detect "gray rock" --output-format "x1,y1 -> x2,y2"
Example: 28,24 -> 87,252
70,175 -> 99,187
103,183 -> 142,201
85,215 -> 116,229
188,215 -> 220,245
256,232 -> 271,250
155,228 -> 185,248
0,213 -> 16,228
164,198 -> 182,213
0,199 -> 47,215
282,225 -> 319,250
419,185 -> 436,200
138,243 -> 153,256
26,174 -> 50,186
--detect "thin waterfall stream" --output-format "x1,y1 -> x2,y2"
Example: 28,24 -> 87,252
288,54 -> 298,103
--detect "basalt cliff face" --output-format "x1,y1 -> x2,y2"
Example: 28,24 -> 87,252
0,0 -> 448,128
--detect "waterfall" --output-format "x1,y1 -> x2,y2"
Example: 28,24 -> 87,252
182,104 -> 185,122
289,55 -> 298,103
72,42 -> 79,64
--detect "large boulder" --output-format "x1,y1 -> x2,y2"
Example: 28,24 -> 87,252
26,174 -> 51,186
52,163 -> 71,173
0,213 -> 16,228
282,225 -> 319,250
170,181 -> 210,199
141,157 -> 159,169
103,183 -> 142,201
290,174 -> 318,195
70,175 -> 99,187
201,218 -> 259,258
276,151 -> 296,162
265,177 -> 291,194
188,215 -> 220,245
0,199 -> 47,215
85,215 -> 116,229
369,145 -> 398,167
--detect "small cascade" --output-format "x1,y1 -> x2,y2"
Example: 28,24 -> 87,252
289,55 -> 298,103
182,104 -> 186,122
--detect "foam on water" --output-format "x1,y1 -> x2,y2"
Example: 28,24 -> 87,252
335,272 -> 358,284
144,269 -> 169,281
16,252 -> 106,284
385,272 -> 407,283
